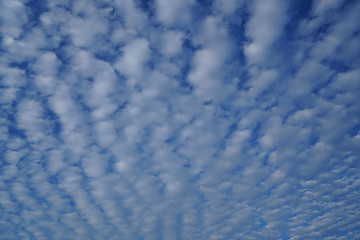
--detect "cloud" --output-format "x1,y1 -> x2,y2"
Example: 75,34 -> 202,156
115,38 -> 150,80
213,0 -> 242,16
312,0 -> 346,16
160,31 -> 184,57
0,0 -> 28,39
155,0 -> 195,26
244,0 -> 288,65
1,0 -> 360,239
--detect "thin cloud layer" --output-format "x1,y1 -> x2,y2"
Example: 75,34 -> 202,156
1,0 -> 360,239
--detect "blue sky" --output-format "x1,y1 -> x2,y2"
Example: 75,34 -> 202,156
1,0 -> 360,239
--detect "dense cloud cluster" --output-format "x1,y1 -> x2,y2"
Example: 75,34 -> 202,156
1,0 -> 360,239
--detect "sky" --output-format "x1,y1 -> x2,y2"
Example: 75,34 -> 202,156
0,0 -> 360,239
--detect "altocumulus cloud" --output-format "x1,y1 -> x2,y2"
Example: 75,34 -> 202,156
1,0 -> 360,239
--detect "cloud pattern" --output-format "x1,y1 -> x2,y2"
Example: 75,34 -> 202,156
1,0 -> 360,239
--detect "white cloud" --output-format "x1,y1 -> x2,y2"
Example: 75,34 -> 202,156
214,0 -> 242,16
1,0 -> 360,239
0,66 -> 26,88
0,87 -> 18,104
114,0 -> 148,30
187,16 -> 235,101
155,0 -> 195,26
114,38 -> 150,80
17,99 -> 48,143
248,69 -> 278,96
0,0 -> 27,38
82,155 -> 106,179
188,48 -> 224,100
46,150 -> 66,175
160,31 -> 184,57
244,0 -> 288,65
312,0 -> 346,15
33,52 -> 59,76
66,12 -> 108,48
